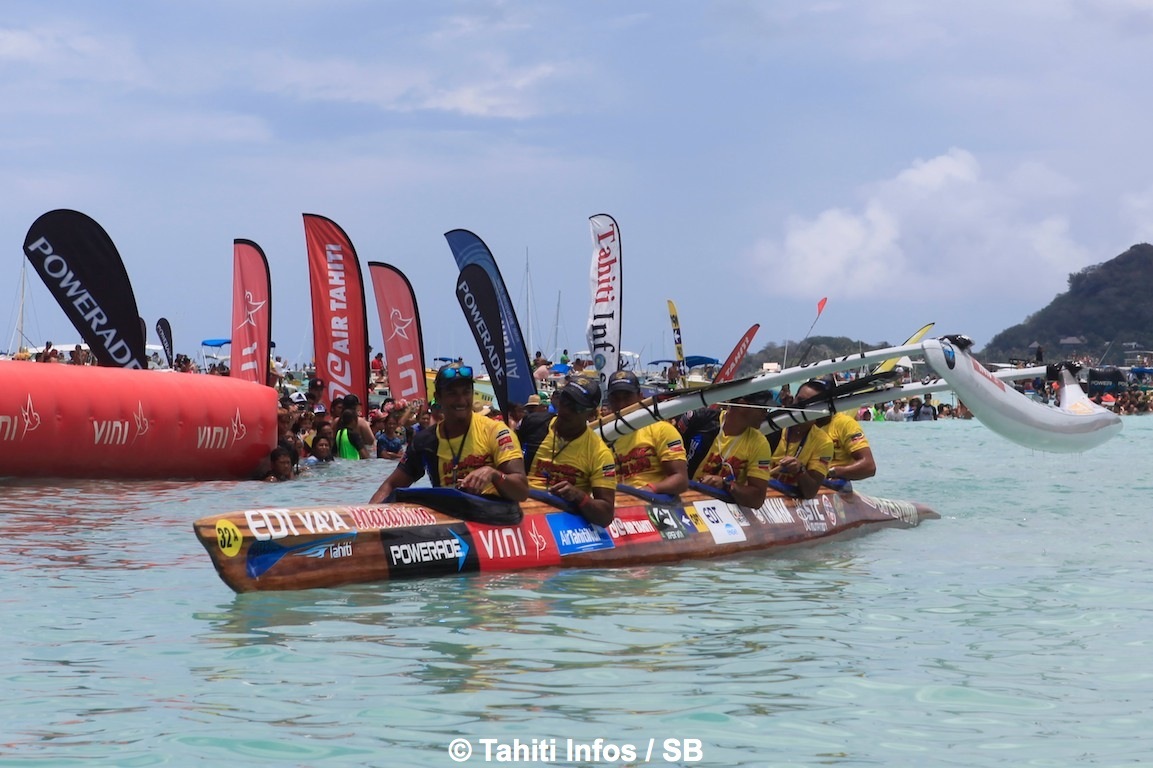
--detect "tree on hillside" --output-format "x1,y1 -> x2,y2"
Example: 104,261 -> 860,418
981,243 -> 1153,365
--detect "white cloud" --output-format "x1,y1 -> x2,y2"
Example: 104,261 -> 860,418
0,24 -> 151,86
747,149 -> 1090,304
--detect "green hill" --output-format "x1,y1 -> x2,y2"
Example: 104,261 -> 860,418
738,335 -> 906,378
980,243 -> 1153,365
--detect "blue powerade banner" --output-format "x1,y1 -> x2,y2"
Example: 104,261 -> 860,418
445,229 -> 535,409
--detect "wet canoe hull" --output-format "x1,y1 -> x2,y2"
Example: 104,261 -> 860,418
194,489 -> 939,593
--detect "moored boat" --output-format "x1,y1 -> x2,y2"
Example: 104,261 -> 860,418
193,485 -> 938,593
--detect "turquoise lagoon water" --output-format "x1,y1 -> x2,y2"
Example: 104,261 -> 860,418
2,418 -> 1152,767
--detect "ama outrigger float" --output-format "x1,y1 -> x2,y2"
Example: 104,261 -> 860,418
194,335 -> 1121,593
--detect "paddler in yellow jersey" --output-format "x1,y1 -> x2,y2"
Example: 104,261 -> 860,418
770,379 -> 835,499
791,376 -> 876,487
605,370 -> 688,496
691,392 -> 775,508
368,364 -> 529,503
522,375 -> 616,527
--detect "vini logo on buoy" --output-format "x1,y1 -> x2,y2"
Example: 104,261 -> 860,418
0,395 -> 41,442
196,409 -> 249,450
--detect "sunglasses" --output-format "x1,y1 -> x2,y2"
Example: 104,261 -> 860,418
439,366 -> 473,380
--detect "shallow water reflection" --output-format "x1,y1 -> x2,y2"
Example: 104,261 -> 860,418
4,424 -> 1153,765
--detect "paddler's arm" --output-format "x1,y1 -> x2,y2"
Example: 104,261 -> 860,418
650,459 -> 689,496
549,481 -> 615,527
830,445 -> 876,481
795,468 -> 825,500
493,458 -> 529,501
458,459 -> 529,501
699,472 -> 766,507
729,475 -> 768,507
579,487 -> 616,527
369,465 -> 415,504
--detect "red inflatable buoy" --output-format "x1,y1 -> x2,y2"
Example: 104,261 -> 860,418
0,362 -> 277,479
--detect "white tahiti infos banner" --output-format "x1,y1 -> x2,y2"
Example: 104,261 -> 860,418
586,213 -> 622,389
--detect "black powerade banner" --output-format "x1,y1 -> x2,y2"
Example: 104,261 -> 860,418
155,317 -> 174,369
1087,368 -> 1124,396
455,262 -> 511,413
24,209 -> 147,369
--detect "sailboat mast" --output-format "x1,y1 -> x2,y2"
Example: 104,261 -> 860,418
524,248 -> 532,356
550,290 -> 561,358
8,258 -> 27,355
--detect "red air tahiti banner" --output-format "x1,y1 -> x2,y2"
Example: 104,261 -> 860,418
23,209 -> 148,369
303,214 -> 370,409
231,239 -> 273,386
714,324 -> 760,384
368,262 -> 427,404
586,214 -> 622,388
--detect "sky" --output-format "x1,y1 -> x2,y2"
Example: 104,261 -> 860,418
4,0 -> 1153,367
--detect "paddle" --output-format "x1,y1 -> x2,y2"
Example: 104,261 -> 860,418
393,486 -> 523,525
872,322 -> 935,375
527,487 -> 579,512
616,483 -> 679,505
688,478 -> 734,502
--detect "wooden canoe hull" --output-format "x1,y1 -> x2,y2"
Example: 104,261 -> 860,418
193,489 -> 938,593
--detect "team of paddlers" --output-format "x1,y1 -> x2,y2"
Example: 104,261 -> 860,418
262,363 -> 890,530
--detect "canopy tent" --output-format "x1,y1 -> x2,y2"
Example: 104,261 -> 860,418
199,338 -> 232,370
648,355 -> 719,368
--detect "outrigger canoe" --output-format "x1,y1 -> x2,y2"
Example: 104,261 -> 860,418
194,484 -> 938,593
192,332 -> 1119,593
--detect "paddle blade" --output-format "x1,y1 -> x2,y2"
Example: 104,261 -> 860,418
872,322 -> 935,375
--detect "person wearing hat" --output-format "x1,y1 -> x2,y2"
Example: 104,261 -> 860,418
790,377 -> 875,488
518,374 -> 616,527
768,379 -> 835,499
369,364 -> 528,503
688,390 -> 776,508
605,370 -> 688,496
308,376 -> 325,401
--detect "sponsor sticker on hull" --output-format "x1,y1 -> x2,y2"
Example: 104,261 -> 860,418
467,516 -> 561,570
346,505 -> 438,530
546,512 -> 615,555
691,500 -> 747,544
648,506 -> 688,541
380,524 -> 478,578
606,505 -> 663,545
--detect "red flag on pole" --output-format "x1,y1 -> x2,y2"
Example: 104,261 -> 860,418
817,297 -> 828,317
